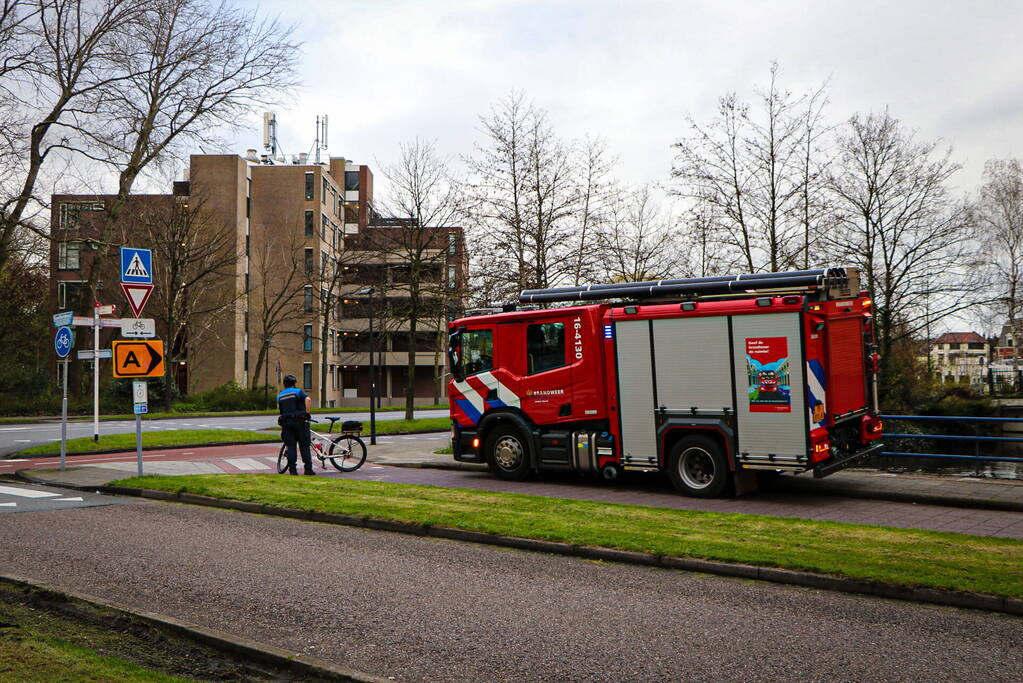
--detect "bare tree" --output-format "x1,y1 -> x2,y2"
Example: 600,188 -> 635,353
829,110 -> 981,396
133,194 -> 240,407
676,206 -> 734,278
84,0 -> 300,301
672,64 -> 832,272
567,135 -> 613,286
978,158 -> 1023,366
596,186 -> 681,282
249,230 -> 306,393
0,0 -> 146,272
463,91 -> 579,299
372,139 -> 461,419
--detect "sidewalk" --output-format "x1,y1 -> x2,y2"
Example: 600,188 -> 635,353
14,433 -> 1023,513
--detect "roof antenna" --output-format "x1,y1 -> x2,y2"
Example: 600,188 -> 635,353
262,112 -> 278,157
314,114 -> 328,164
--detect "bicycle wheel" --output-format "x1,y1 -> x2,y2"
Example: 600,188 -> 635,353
276,444 -> 289,474
328,435 -> 367,472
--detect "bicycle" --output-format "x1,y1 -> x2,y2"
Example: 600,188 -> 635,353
277,417 -> 367,474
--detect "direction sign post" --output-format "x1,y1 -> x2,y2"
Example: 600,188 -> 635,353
93,303 -> 100,442
132,381 -> 148,476
54,326 -> 74,471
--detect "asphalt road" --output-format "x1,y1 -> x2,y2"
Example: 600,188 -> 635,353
1,501 -> 1020,681
0,409 -> 449,455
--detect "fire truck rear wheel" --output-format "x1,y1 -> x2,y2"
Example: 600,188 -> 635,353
485,425 -> 531,481
667,435 -> 729,498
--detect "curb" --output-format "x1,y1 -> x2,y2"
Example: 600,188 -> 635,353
379,460 -> 488,472
99,485 -> 1023,619
6,438 -> 278,460
0,574 -> 389,682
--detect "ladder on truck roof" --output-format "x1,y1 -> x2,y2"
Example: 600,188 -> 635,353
518,267 -> 860,305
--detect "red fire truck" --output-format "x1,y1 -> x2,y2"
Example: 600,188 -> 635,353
447,267 -> 884,497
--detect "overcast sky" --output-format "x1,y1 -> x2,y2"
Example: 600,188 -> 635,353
231,0 -> 1022,196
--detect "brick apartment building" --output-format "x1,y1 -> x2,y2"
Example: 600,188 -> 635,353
50,152 -> 466,406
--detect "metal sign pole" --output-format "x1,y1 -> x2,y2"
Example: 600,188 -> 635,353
60,360 -> 68,471
135,411 -> 143,477
93,304 -> 100,442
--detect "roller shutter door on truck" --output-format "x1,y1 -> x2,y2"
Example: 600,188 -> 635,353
614,320 -> 657,462
730,312 -> 807,463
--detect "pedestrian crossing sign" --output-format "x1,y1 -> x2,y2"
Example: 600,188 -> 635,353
120,247 -> 152,284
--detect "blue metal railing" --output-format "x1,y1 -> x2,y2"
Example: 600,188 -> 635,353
880,414 -> 1023,463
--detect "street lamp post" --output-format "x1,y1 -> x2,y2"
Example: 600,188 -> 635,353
354,287 -> 376,445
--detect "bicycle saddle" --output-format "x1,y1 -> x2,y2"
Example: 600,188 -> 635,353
324,416 -> 341,423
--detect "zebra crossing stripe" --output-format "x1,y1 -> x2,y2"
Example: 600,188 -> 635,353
225,458 -> 265,470
0,485 -> 60,498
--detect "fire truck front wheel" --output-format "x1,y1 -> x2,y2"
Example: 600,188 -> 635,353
667,435 -> 729,498
485,425 -> 531,481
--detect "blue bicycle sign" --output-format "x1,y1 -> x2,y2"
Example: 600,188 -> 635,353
54,326 -> 74,358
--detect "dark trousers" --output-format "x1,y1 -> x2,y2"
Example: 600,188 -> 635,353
281,420 -> 313,474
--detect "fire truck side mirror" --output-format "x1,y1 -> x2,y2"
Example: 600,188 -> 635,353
448,328 -> 464,381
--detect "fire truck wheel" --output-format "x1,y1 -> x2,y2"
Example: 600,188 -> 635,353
485,425 -> 531,481
667,435 -> 729,498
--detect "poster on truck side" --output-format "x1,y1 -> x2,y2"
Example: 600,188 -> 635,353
745,337 -> 791,412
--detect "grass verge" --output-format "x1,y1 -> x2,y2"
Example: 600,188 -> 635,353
0,404 -> 447,424
434,445 -> 453,454
111,474 -> 1023,600
313,413 -> 450,435
0,581 -> 301,681
0,584 -> 202,682
17,430 -> 276,456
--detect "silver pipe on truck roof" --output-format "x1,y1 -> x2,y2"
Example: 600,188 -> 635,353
519,267 -> 849,304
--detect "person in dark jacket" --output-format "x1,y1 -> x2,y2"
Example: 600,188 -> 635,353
277,374 -> 314,475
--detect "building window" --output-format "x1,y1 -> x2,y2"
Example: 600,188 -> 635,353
304,285 -> 313,312
243,349 -> 249,371
305,172 -> 314,200
304,248 -> 313,274
526,322 -> 565,375
968,342 -> 984,350
343,204 -> 358,224
447,266 -> 456,289
57,281 -> 86,310
321,213 -> 328,239
246,178 -> 251,218
344,170 -> 359,191
303,324 -> 313,352
303,362 -> 312,390
322,178 -> 329,204
58,201 -> 103,230
57,241 -> 81,270
304,210 -> 314,237
448,233 -> 456,255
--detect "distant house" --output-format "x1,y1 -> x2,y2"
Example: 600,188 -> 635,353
929,332 -> 990,387
994,320 -> 1021,363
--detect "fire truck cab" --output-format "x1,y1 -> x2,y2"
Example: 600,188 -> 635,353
448,267 -> 884,497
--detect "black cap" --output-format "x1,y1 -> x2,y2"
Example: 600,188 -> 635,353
283,374 -> 297,387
